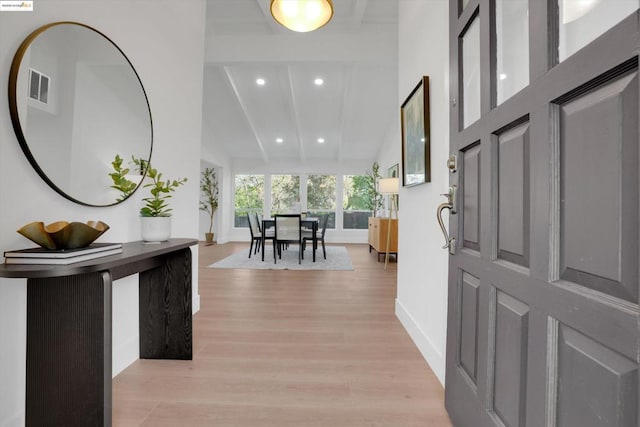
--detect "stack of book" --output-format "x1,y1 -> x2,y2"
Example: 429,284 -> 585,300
3,242 -> 123,265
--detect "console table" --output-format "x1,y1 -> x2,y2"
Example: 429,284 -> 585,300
0,238 -> 197,427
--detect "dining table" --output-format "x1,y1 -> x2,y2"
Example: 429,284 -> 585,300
261,217 -> 319,262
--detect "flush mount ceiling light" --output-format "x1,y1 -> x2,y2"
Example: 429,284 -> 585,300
562,0 -> 599,24
317,137 -> 325,143
314,78 -> 324,86
276,138 -> 284,143
270,0 -> 334,33
256,78 -> 266,86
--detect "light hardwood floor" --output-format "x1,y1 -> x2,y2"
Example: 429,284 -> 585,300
113,242 -> 452,426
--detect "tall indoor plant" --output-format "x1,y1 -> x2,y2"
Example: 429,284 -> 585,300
199,167 -> 219,245
366,161 -> 384,217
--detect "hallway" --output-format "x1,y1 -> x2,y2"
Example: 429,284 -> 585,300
112,242 -> 451,426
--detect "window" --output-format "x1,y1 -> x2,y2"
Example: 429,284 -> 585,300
234,174 -> 264,227
271,174 -> 300,216
307,174 -> 336,229
496,0 -> 529,105
29,68 -> 50,104
343,175 -> 372,229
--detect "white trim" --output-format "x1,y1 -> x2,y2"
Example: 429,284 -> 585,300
395,298 -> 446,385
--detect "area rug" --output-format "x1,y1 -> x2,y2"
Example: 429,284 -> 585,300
209,245 -> 354,271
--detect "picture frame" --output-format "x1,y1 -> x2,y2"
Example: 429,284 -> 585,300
400,76 -> 430,187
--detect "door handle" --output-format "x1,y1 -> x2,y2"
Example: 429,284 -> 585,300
436,185 -> 457,255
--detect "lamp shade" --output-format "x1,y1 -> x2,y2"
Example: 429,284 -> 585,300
270,0 -> 333,32
378,177 -> 399,195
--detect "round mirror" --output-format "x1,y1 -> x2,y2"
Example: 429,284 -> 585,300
8,22 -> 152,206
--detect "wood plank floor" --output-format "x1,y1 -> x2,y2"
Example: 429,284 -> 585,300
113,242 -> 452,426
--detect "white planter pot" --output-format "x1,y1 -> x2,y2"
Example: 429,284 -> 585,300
140,216 -> 171,242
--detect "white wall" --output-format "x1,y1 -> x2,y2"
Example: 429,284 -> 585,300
0,2 -> 206,425
384,0 -> 450,385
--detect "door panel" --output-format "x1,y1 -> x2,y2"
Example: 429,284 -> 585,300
491,290 -> 529,427
462,143 -> 481,252
459,271 -> 480,386
497,121 -> 530,267
445,1 -> 640,426
558,70 -> 639,303
553,322 -> 638,427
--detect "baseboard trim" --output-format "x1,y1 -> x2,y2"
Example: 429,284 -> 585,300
395,298 -> 446,386
192,294 -> 201,314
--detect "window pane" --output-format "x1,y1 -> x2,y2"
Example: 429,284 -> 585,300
462,16 -> 481,128
271,174 -> 300,215
29,69 -> 39,100
307,174 -> 336,229
234,174 -> 264,228
496,0 -> 529,104
559,0 -> 638,62
39,75 -> 49,104
343,175 -> 373,229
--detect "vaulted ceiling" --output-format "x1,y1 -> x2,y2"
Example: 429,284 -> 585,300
202,0 -> 399,164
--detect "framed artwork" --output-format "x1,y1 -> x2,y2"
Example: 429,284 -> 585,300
401,76 -> 430,187
388,164 -> 399,210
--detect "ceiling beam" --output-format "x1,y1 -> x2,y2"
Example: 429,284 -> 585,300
222,66 -> 270,163
254,0 -> 285,33
351,0 -> 368,31
285,65 -> 306,162
336,65 -> 354,163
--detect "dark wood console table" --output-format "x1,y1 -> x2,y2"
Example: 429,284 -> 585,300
0,238 -> 197,427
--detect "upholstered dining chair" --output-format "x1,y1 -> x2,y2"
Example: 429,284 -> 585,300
247,212 -> 270,258
303,214 -> 328,259
274,214 -> 302,264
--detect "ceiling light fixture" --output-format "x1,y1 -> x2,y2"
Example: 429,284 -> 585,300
270,0 -> 334,33
256,78 -> 266,86
276,138 -> 284,143
314,78 -> 324,86
317,138 -> 325,143
562,0 -> 599,24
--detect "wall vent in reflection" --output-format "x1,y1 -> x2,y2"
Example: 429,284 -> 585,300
29,68 -> 50,104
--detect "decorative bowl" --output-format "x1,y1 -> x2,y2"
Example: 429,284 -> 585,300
17,221 -> 110,250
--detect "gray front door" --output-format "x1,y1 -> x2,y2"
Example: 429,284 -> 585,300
445,1 -> 639,426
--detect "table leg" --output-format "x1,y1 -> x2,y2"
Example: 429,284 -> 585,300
261,221 -> 265,261
313,223 -> 317,262
26,271 -> 112,427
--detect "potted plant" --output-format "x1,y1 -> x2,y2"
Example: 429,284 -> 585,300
109,154 -> 139,202
133,158 -> 187,242
199,167 -> 219,245
366,161 -> 384,217
109,156 -> 187,242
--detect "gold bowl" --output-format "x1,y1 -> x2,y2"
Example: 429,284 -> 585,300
17,221 -> 110,250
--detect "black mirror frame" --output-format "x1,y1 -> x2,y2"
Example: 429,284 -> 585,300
8,21 -> 153,207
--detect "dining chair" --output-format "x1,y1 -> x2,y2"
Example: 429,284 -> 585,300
274,214 -> 302,264
303,214 -> 329,259
247,212 -> 267,258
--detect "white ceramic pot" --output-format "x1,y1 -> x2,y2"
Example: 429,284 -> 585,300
140,216 -> 171,242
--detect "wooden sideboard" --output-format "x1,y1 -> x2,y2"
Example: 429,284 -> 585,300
0,238 -> 197,427
368,217 -> 398,261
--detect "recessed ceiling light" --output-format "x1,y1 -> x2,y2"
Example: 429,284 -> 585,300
256,78 -> 266,86
276,138 -> 283,143
314,78 -> 324,86
499,73 -> 507,80
317,138 -> 325,143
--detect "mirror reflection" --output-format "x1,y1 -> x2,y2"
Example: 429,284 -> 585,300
9,22 -> 152,206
